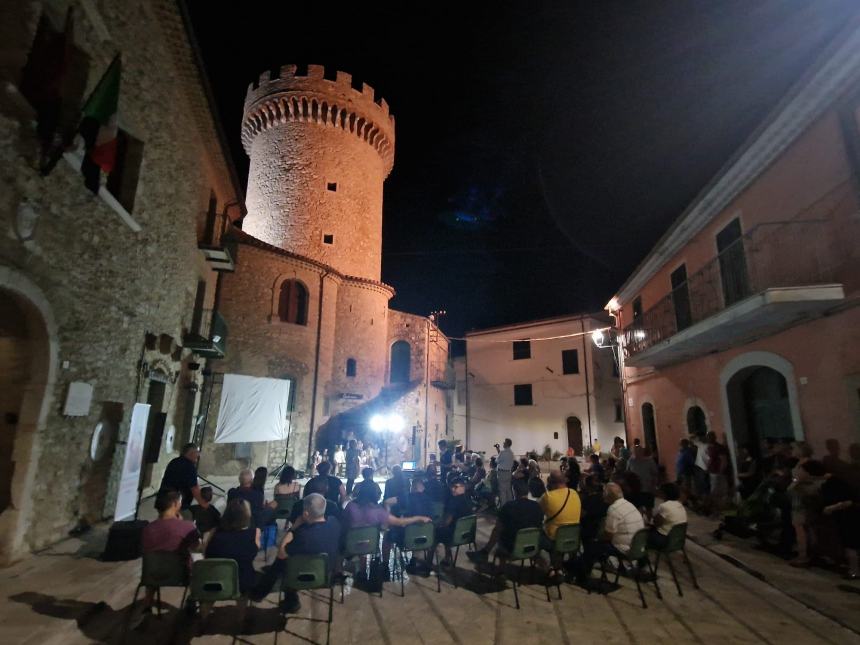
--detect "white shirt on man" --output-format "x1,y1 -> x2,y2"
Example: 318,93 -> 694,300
654,500 -> 687,535
605,497 -> 645,553
497,447 -> 514,471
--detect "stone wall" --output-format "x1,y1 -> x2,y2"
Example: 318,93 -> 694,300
0,0 -> 240,559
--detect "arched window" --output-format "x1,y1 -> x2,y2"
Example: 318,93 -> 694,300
686,405 -> 707,437
278,280 -> 308,325
346,358 -> 357,378
390,340 -> 411,384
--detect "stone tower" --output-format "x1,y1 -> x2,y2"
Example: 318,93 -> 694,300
241,64 -> 395,281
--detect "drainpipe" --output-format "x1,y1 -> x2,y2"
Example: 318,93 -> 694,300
581,317 -> 594,449
306,270 -> 330,471
424,317 -> 431,465
464,341 -> 471,449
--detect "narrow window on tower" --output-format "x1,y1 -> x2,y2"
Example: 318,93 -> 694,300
327,182 -> 337,192
323,233 -> 334,245
346,358 -> 357,378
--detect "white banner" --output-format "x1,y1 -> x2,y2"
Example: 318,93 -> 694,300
114,402 -> 149,521
214,374 -> 291,443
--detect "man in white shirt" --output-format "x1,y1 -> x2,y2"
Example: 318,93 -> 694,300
648,482 -> 687,549
495,438 -> 515,506
574,483 -> 644,585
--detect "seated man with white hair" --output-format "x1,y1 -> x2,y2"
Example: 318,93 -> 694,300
573,482 -> 645,585
250,493 -> 341,612
227,468 -> 267,528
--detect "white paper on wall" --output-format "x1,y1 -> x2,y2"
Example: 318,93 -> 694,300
214,374 -> 291,443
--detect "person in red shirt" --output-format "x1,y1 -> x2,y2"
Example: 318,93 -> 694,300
141,490 -> 200,612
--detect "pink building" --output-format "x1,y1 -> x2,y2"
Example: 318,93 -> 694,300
607,25 -> 860,481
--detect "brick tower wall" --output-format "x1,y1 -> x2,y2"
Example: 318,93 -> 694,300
241,65 -> 395,281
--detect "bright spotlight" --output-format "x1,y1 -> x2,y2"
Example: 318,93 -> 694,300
369,414 -> 385,433
387,413 -> 405,433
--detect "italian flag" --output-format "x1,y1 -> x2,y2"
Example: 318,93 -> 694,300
80,55 -> 120,193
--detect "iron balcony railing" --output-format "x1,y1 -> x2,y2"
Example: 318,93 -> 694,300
621,219 -> 846,359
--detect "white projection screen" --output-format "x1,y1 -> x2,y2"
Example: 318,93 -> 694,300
214,374 -> 292,443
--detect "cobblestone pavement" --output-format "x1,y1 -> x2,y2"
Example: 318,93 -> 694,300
1,505 -> 858,645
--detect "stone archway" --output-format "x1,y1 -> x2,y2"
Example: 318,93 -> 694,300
720,350 -> 802,483
0,268 -> 58,564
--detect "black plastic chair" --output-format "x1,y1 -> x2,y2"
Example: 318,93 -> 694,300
341,525 -> 382,600
650,523 -> 699,596
445,514 -> 477,588
495,527 -> 540,609
122,551 -> 189,638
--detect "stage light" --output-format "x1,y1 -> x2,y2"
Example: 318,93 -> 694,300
386,413 -> 405,433
369,414 -> 385,433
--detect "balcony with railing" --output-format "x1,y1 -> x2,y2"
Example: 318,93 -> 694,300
622,219 -> 850,368
198,209 -> 236,271
183,309 -> 228,359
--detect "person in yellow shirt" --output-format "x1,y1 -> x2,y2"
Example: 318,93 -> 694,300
538,470 -> 582,566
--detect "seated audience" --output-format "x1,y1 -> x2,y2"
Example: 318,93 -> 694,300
354,467 -> 382,503
383,465 -> 409,511
252,493 -> 342,611
469,457 -> 487,491
648,482 -> 687,549
190,486 -> 221,536
227,469 -> 268,528
141,490 -> 201,612
573,482 -> 644,585
292,476 -> 342,524
205,499 -> 260,596
821,471 -> 860,580
316,460 -> 347,505
565,457 -> 581,491
538,470 -> 581,557
469,477 -> 542,560
528,476 -> 547,500
587,453 -> 605,482
628,445 -> 659,520
437,477 -> 474,565
579,475 -> 608,544
252,466 -> 268,493
274,465 -> 301,497
513,457 -> 530,480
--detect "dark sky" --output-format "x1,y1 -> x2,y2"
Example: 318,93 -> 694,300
187,1 -> 858,339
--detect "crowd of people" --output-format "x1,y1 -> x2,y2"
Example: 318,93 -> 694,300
144,432 -> 858,623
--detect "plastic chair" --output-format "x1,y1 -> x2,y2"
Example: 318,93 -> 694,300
281,553 -> 334,645
444,514 -> 477,588
496,527 -> 540,609
546,523 -> 581,601
650,523 -> 699,596
122,551 -> 189,637
608,528 -> 661,608
394,521 -> 440,596
341,525 -> 382,600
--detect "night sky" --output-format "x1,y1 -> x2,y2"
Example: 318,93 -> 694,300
187,1 -> 858,340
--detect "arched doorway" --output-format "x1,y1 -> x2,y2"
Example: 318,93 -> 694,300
726,366 -> 795,459
0,274 -> 56,563
565,416 -> 583,456
686,406 -> 707,437
641,403 -> 658,459
390,340 -> 411,384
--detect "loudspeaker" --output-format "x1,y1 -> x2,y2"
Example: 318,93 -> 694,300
101,520 -> 148,561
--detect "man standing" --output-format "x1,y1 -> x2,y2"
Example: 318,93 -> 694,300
439,440 -> 454,484
160,443 -> 209,513
496,438 -> 515,506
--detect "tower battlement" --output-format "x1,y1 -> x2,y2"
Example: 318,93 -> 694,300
241,64 -> 395,176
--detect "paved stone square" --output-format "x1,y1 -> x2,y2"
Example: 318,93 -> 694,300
0,508 -> 858,645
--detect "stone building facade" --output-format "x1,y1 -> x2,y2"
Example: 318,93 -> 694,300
199,65 -> 451,475
0,0 -> 242,561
